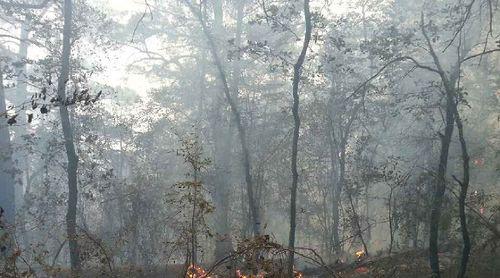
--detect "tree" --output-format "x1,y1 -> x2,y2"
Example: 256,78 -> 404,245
186,0 -> 261,237
57,0 -> 81,273
0,57 -> 17,274
287,0 -> 312,275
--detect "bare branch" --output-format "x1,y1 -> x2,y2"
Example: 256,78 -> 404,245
443,0 -> 476,52
461,48 -> 500,62
420,12 -> 448,84
130,0 -> 153,43
348,55 -> 440,100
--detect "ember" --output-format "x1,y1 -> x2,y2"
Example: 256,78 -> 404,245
473,158 -> 485,166
235,270 -> 264,278
355,250 -> 366,259
186,264 -> 211,278
235,268 -> 303,278
355,266 -> 369,274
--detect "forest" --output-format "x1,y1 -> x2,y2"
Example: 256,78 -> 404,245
0,0 -> 499,277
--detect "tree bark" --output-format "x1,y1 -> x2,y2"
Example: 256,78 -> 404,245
287,0 -> 312,275
57,0 -> 81,273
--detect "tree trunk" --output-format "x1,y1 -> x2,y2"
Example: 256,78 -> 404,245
420,18 -> 458,276
14,15 -> 31,252
287,0 -> 312,274
0,64 -> 17,274
453,107 -> 471,278
190,170 -> 199,265
428,88 -> 454,277
347,187 -> 369,257
331,142 -> 346,256
188,1 -> 261,237
0,67 -> 15,228
57,0 -> 81,273
212,0 -> 237,262
388,186 -> 395,254
327,131 -> 340,258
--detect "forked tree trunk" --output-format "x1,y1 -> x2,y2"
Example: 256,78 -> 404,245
57,0 -> 81,273
419,17 -> 457,276
428,87 -> 455,277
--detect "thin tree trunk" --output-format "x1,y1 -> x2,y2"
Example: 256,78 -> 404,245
57,0 -> 81,273
214,0 -> 245,261
287,0 -> 312,275
190,170 -> 199,265
347,187 -> 369,257
429,90 -> 454,277
420,16 -> 456,277
326,123 -> 339,258
187,1 -> 261,237
331,142 -> 346,256
453,107 -> 471,278
388,186 -> 395,254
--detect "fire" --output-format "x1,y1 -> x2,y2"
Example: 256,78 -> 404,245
186,264 -> 212,278
235,268 -> 303,278
355,266 -> 369,274
235,270 -> 264,278
473,158 -> 485,166
355,250 -> 366,259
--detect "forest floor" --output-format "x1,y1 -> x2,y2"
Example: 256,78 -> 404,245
304,245 -> 500,277
36,243 -> 500,277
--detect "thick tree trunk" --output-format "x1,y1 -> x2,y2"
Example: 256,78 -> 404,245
0,69 -> 15,230
57,0 -> 81,273
287,0 -> 312,274
0,65 -> 16,274
15,15 -> 31,252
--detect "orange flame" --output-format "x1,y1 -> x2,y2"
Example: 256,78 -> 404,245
473,158 -> 485,166
186,264 -> 211,278
355,266 -> 369,273
355,250 -> 366,259
235,268 -> 303,278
